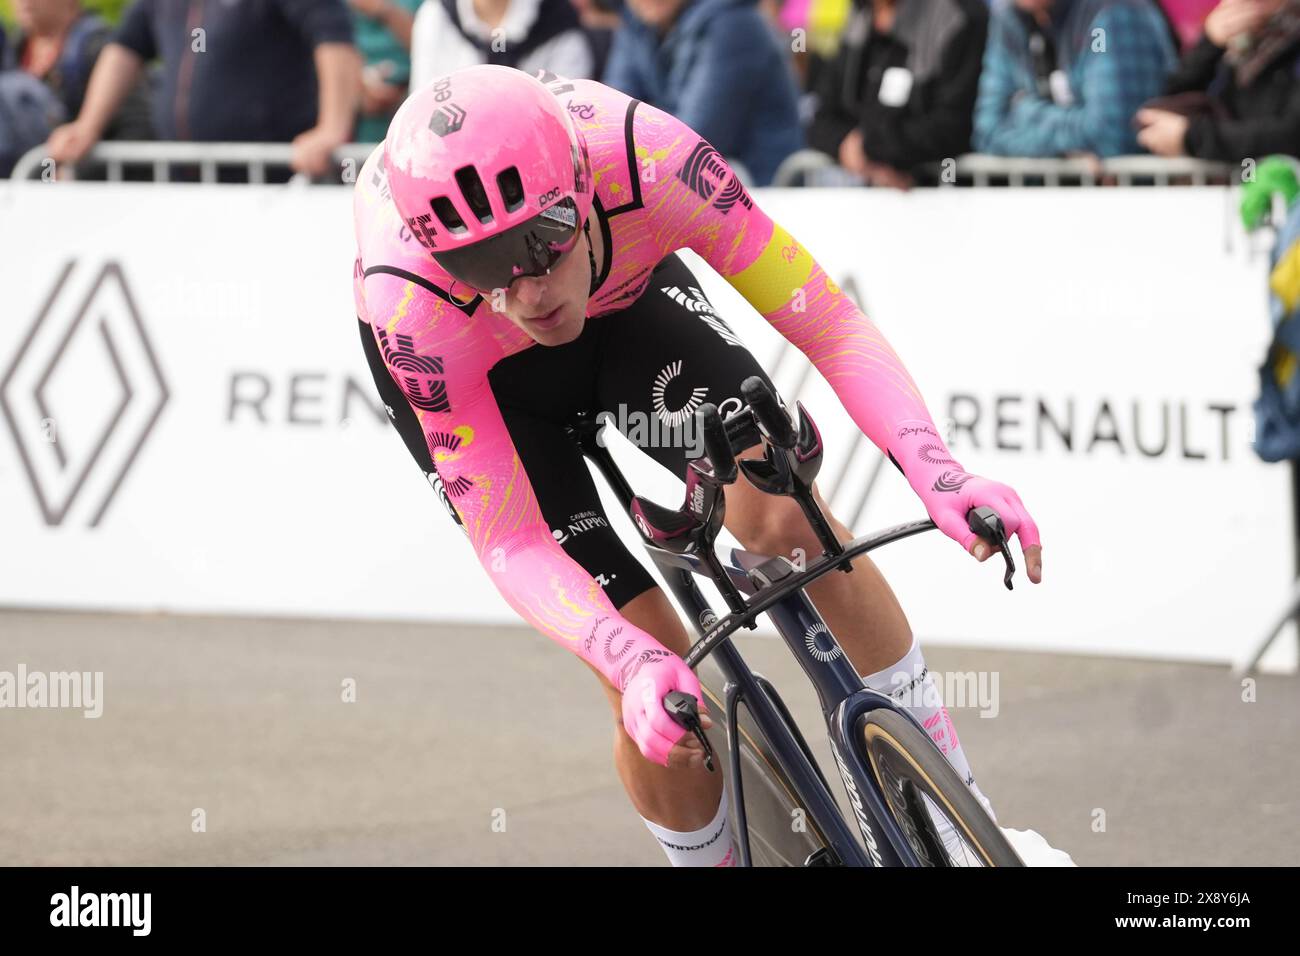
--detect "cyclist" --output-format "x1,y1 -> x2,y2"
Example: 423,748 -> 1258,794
353,64 -> 1071,866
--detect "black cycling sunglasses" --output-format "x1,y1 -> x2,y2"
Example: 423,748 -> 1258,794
432,198 -> 582,293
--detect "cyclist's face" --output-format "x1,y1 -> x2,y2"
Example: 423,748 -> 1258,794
627,0 -> 687,30
490,223 -> 593,347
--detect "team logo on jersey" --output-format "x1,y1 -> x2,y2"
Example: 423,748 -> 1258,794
376,328 -> 450,412
652,360 -> 709,429
676,140 -> 752,214
427,429 -> 463,454
442,474 -> 474,497
660,286 -> 743,347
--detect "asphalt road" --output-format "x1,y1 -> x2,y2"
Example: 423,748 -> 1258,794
1,608 -> 1296,866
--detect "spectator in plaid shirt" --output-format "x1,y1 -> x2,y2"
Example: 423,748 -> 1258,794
973,0 -> 1178,157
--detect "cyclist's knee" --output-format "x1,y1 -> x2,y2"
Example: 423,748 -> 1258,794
730,490 -> 827,560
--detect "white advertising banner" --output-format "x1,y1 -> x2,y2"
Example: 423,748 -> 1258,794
0,183 -> 1293,669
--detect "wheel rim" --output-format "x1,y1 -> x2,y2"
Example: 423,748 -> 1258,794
863,722 -> 997,867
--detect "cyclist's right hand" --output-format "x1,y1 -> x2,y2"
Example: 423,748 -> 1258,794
45,121 -> 98,168
620,655 -> 712,769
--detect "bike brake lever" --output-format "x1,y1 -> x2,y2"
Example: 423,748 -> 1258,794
663,690 -> 716,772
967,506 -> 1015,591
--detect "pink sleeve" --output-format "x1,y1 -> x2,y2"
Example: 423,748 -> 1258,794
356,269 -> 673,690
636,103 -> 962,498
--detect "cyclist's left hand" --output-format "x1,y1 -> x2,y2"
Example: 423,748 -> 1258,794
923,473 -> 1043,584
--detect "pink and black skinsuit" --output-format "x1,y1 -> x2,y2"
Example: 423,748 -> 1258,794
352,76 -> 1039,821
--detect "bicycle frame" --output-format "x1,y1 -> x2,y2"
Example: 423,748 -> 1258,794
574,418 -> 946,868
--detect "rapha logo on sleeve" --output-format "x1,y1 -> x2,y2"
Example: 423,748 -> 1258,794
50,886 -> 151,936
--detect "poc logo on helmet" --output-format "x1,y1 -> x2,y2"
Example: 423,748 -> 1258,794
538,187 -> 561,207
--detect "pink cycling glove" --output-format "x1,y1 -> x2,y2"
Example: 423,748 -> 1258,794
618,651 -> 705,767
892,420 -> 1041,556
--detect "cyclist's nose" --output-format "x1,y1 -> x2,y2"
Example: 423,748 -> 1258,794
512,277 -> 547,309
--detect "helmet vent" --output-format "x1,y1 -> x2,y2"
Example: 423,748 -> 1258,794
431,196 -> 467,234
455,166 -> 494,224
498,167 -> 525,213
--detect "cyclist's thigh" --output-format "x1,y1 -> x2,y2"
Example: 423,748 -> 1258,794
593,253 -> 776,480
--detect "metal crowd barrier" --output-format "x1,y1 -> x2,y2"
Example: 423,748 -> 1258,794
10,141 -> 1237,188
6,141 -> 755,188
770,148 -> 1237,188
8,141 -> 380,184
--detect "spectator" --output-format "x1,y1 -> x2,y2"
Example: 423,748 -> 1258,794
45,0 -> 361,177
807,0 -> 988,189
1,63 -> 64,177
973,0 -> 1178,158
4,1 -> 151,141
1161,0 -> 1221,49
571,0 -> 623,76
409,0 -> 596,90
603,0 -> 803,185
350,0 -> 421,142
777,0 -> 855,94
1137,0 -> 1300,161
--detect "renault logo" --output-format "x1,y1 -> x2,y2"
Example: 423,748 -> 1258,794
1,261 -> 169,527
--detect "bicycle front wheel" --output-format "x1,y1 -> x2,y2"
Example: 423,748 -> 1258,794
859,709 -> 1024,867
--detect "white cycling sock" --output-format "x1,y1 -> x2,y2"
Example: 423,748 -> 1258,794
859,634 -> 998,825
641,785 -> 736,867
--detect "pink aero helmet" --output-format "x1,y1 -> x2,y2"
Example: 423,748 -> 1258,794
383,65 -> 594,291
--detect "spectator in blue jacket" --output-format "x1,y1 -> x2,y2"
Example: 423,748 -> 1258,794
973,0 -> 1178,157
603,0 -> 803,185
